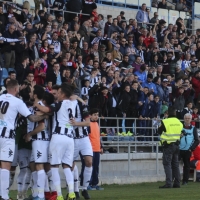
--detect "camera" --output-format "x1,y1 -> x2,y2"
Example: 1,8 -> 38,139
181,130 -> 187,136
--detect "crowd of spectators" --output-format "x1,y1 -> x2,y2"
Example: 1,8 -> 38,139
0,0 -> 200,140
152,0 -> 191,12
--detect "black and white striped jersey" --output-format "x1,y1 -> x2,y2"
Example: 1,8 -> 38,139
73,100 -> 90,139
52,100 -> 76,138
0,94 -> 31,139
27,106 -> 34,134
31,101 -> 50,141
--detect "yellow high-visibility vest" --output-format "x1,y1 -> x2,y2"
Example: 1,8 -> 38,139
160,117 -> 183,144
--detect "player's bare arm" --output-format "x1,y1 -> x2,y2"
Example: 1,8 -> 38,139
70,94 -> 85,104
27,114 -> 48,122
70,116 -> 90,127
33,103 -> 51,113
24,122 -> 45,142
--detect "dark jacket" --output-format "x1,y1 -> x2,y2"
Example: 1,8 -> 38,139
141,100 -> 154,118
16,63 -> 30,85
78,25 -> 90,44
2,30 -> 21,53
116,90 -> 132,114
46,68 -> 57,85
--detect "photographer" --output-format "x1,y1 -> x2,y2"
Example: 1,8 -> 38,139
179,113 -> 199,185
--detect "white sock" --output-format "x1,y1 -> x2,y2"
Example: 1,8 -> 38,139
51,168 -> 62,196
9,170 -> 15,187
73,165 -> 79,192
17,168 -> 26,193
63,168 -> 74,193
32,171 -> 38,197
1,169 -> 10,199
47,170 -> 55,192
22,168 -> 31,193
83,167 -> 92,190
44,174 -> 50,192
37,170 -> 46,198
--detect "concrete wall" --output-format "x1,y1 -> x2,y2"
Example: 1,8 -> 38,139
10,153 -> 184,190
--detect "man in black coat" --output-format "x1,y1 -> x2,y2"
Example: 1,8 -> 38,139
15,56 -> 30,85
2,24 -> 21,68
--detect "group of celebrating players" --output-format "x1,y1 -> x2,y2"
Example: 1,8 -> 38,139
0,80 -> 99,200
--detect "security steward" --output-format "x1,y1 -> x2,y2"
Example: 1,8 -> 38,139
179,113 -> 199,185
158,106 -> 183,188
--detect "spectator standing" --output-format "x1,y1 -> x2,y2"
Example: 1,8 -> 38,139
179,113 -> 199,185
136,4 -> 149,25
158,0 -> 167,8
150,12 -> 159,24
2,24 -> 21,69
15,56 -> 30,85
30,59 -> 46,85
46,62 -> 62,85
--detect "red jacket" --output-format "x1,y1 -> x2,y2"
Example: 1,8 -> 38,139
142,36 -> 154,48
191,77 -> 200,98
191,144 -> 200,161
30,66 -> 46,85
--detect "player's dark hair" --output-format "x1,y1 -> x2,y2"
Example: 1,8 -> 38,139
6,79 -> 18,89
60,83 -> 75,98
3,77 -> 10,87
8,70 -> 16,75
42,91 -> 55,106
90,108 -> 99,115
52,85 -> 61,90
33,86 -> 45,100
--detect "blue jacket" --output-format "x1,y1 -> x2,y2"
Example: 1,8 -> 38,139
141,100 -> 154,118
134,71 -> 147,84
136,10 -> 149,23
142,81 -> 157,95
180,126 -> 194,150
152,101 -> 161,117
155,84 -> 169,103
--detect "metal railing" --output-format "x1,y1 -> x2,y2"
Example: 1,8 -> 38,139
1,0 -> 90,16
99,117 -> 200,153
98,117 -> 161,153
99,141 -> 160,177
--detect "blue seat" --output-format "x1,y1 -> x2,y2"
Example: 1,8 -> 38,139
7,68 -> 16,73
2,68 -> 8,79
1,68 -> 8,86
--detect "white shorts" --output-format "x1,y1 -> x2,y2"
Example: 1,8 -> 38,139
49,134 -> 74,167
74,137 -> 93,161
0,138 -> 15,163
32,140 -> 49,163
12,144 -> 18,167
18,149 -> 31,169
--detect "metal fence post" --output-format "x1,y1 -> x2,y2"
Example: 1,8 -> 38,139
156,142 -> 159,175
117,118 -> 119,153
128,142 -> 131,176
152,119 -> 154,152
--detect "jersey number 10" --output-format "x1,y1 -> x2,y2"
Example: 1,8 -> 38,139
0,101 -> 9,114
